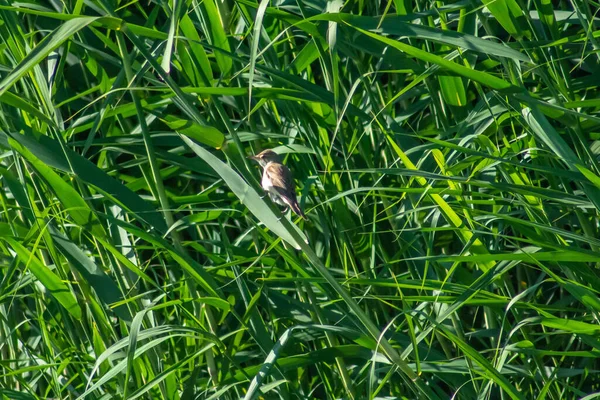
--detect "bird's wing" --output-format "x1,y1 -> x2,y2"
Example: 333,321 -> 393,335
264,163 -> 296,199
265,162 -> 307,219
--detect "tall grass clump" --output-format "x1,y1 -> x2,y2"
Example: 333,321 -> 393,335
1,0 -> 600,398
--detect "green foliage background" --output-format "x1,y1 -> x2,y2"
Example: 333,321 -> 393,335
1,0 -> 600,398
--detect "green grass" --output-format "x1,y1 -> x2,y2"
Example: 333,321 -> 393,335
1,0 -> 600,398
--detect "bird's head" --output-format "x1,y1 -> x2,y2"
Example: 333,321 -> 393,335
248,149 -> 280,167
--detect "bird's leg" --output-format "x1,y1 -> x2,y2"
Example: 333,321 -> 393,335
277,207 -> 288,221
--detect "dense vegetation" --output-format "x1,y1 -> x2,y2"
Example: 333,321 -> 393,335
1,0 -> 600,398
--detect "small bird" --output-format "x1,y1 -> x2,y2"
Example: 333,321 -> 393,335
249,149 -> 307,220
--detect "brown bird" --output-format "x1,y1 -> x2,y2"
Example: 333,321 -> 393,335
249,149 -> 307,220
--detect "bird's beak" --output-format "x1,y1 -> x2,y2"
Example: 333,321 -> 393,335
248,155 -> 259,161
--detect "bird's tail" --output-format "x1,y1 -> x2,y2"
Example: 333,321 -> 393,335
288,199 -> 307,220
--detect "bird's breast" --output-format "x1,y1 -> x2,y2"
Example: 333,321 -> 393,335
261,171 -> 276,193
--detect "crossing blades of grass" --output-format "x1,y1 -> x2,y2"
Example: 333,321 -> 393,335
2,1 -> 600,399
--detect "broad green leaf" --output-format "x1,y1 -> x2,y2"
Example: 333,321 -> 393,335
9,136 -> 106,239
289,40 -> 323,73
199,0 -> 232,76
563,282 -> 600,313
123,310 -> 148,398
271,144 -> 316,154
522,107 -> 600,210
50,228 -> 132,322
4,238 -> 82,319
0,16 -> 98,96
0,131 -> 167,233
244,327 -> 291,400
164,117 -> 225,149
430,250 -> 600,263
0,92 -> 56,127
311,13 -> 530,62
0,166 -> 35,222
349,25 -> 517,92
160,0 -> 180,75
482,0 -> 528,37
541,317 -> 600,334
439,75 -> 467,107
178,14 -> 212,83
575,164 -> 600,190
0,5 -> 168,39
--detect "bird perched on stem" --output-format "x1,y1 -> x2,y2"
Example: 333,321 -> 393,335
249,149 -> 307,220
